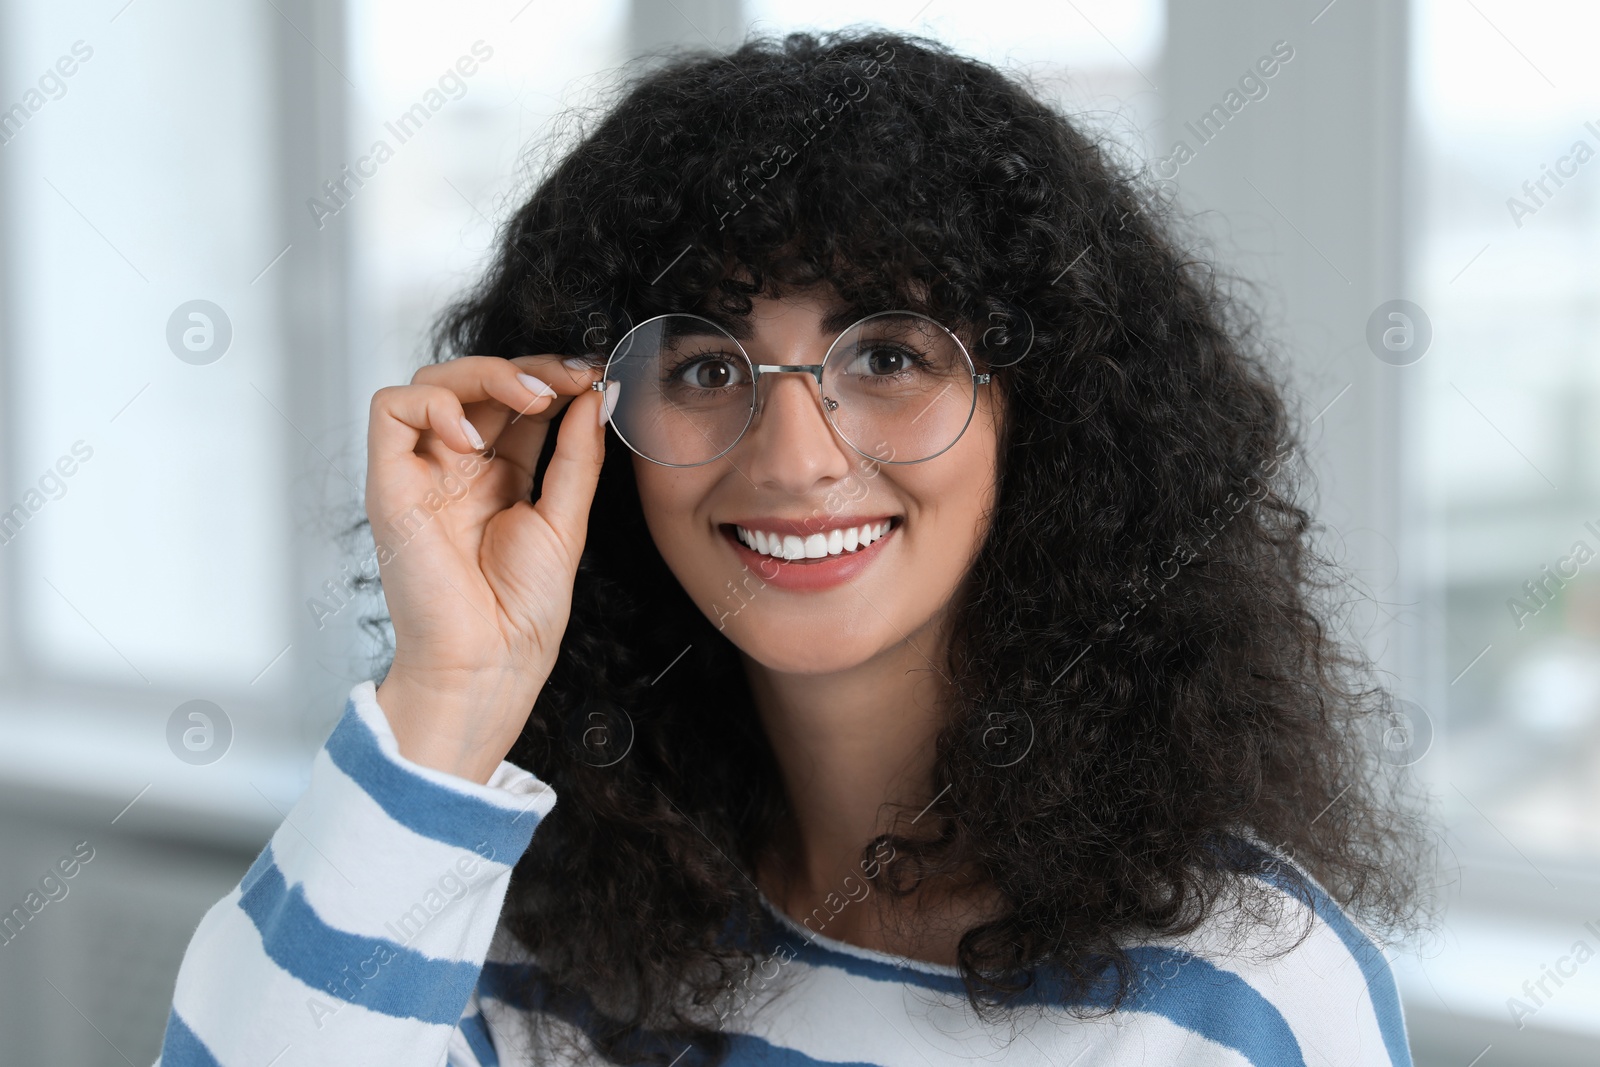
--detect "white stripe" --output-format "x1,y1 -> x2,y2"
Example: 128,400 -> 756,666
169,888 -> 459,1066
1135,863 -> 1394,1067
734,957 -> 1253,1066
276,749 -> 520,956
1195,886 -> 1393,1067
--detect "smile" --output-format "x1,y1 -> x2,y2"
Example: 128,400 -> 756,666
731,519 -> 895,561
718,515 -> 902,592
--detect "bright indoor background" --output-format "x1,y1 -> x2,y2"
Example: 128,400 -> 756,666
0,0 -> 1595,1062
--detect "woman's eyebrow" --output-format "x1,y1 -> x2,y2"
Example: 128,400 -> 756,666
820,306 -> 866,334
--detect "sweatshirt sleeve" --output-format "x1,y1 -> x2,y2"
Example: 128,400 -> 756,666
153,679 -> 557,1067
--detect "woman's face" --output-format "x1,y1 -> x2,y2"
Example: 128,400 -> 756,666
631,285 -> 1004,674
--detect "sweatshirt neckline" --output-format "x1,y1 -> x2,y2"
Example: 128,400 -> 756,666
753,887 -> 966,979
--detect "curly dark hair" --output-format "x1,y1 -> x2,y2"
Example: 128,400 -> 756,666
348,25 -> 1435,1066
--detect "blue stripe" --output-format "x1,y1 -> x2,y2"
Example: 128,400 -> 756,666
760,910 -> 1304,1066
237,843 -> 482,1026
480,961 -> 705,1063
1119,946 -> 1306,1066
324,696 -> 544,860
479,962 -> 879,1066
157,1009 -> 225,1067
460,1009 -> 500,1065
1238,841 -> 1414,1067
721,1032 -> 882,1065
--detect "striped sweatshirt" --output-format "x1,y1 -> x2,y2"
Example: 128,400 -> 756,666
155,679 -> 1415,1066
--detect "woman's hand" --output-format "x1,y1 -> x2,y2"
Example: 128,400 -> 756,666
366,354 -> 608,784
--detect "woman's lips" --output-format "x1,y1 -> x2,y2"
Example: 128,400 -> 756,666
720,519 -> 898,592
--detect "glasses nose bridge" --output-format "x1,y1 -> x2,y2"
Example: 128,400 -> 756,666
748,361 -> 828,418
741,360 -> 857,467
753,360 -> 825,383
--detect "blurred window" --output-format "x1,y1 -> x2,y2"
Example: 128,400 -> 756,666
1412,0 -> 1600,868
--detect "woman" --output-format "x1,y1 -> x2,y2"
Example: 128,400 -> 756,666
157,28 -> 1431,1067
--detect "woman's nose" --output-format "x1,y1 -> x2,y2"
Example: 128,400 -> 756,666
738,371 -> 854,492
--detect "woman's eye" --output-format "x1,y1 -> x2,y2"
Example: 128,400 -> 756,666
680,357 -> 742,388
855,344 -> 917,376
867,348 -> 903,374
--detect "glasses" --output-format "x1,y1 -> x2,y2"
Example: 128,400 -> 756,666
590,310 -> 990,467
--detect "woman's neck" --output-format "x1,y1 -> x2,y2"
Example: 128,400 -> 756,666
740,616 -> 1002,964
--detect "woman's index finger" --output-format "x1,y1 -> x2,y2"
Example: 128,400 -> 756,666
510,354 -> 605,396
484,355 -> 604,473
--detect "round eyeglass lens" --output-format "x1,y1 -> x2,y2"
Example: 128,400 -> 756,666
821,312 -> 977,464
602,314 -> 755,467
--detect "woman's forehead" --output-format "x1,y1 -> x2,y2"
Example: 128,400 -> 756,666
690,273 -> 939,321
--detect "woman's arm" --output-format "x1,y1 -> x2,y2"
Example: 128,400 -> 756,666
153,338 -> 606,1064
153,678 -> 557,1066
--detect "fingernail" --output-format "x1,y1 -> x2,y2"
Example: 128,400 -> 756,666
516,372 -> 556,398
460,416 -> 486,450
599,380 -> 620,427
562,356 -> 592,372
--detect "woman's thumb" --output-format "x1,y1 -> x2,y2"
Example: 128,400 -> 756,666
532,385 -> 609,550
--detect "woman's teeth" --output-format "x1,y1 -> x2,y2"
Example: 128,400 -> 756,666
733,521 -> 893,560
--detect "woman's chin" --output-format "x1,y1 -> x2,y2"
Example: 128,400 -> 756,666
718,618 -> 893,676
